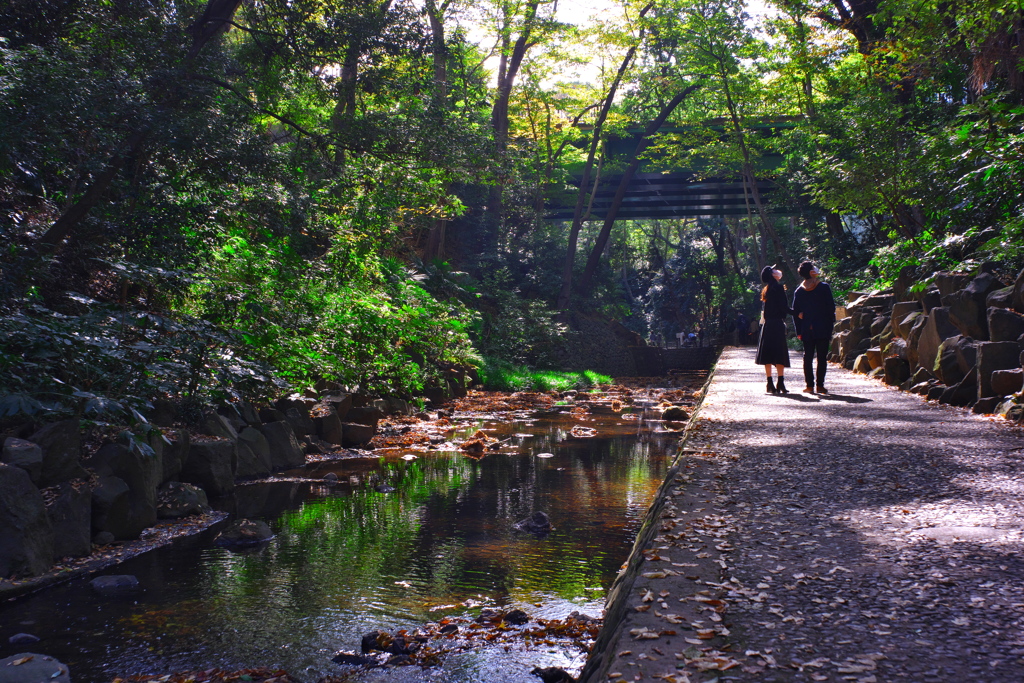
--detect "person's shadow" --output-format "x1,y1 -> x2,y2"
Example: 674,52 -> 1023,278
818,393 -> 872,404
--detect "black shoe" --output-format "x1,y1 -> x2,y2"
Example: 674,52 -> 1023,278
776,377 -> 789,394
766,378 -> 777,394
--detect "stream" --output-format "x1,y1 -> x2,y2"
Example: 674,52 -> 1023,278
0,400 -> 686,682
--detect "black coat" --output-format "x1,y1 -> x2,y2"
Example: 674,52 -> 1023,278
755,282 -> 792,366
792,282 -> 836,340
761,281 -> 791,320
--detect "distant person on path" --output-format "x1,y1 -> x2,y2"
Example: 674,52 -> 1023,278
735,312 -> 749,345
792,260 -> 837,394
755,265 -> 792,394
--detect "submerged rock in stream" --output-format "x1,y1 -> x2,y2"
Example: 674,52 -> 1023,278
0,653 -> 71,683
514,511 -> 553,535
213,519 -> 274,547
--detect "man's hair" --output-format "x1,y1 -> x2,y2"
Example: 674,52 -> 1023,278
798,261 -> 815,279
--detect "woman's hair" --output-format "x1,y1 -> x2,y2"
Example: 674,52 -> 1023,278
760,265 -> 776,301
798,260 -> 815,279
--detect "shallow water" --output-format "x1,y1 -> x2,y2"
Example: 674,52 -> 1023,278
0,408 -> 683,682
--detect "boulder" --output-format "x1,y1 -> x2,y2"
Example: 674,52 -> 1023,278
235,440 -> 270,479
346,406 -> 385,426
373,398 -> 413,416
921,289 -> 943,313
283,406 -> 314,438
258,406 -> 287,423
977,341 -> 1022,399
910,380 -> 935,395
514,511 -> 553,534
869,315 -> 890,337
853,354 -> 873,374
0,653 -> 70,683
7,634 -> 39,645
202,412 -> 238,440
987,286 -> 1014,310
910,367 -> 934,384
259,421 -> 306,470
2,437 -> 43,484
926,384 -> 947,401
907,312 -> 930,368
891,302 -> 921,336
895,310 -> 924,341
661,406 -> 688,421
156,481 -> 211,519
988,307 -> 1024,342
90,575 -> 140,593
917,308 -> 959,375
883,357 -> 910,386
237,427 -> 272,475
885,337 -> 908,361
29,419 -> 86,487
87,442 -> 160,537
179,438 -> 236,497
943,273 -> 1003,339
939,368 -> 977,407
0,463 -> 54,578
934,272 -> 973,296
992,369 -> 1024,397
867,367 -> 886,380
148,398 -> 178,427
973,397 -> 1002,414
835,316 -> 852,333
865,347 -> 883,370
46,481 -> 92,559
895,265 -> 918,301
935,335 -> 978,386
321,393 -> 353,420
213,519 -> 274,547
160,430 -> 189,485
215,405 -> 247,433
341,422 -> 375,448
1013,267 -> 1024,313
90,475 -> 133,539
235,401 -> 262,427
312,406 -> 344,445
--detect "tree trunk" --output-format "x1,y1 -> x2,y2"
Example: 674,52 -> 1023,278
577,81 -> 703,297
556,1 -> 654,311
40,127 -> 150,248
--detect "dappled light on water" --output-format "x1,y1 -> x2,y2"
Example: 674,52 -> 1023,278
0,410 -> 682,682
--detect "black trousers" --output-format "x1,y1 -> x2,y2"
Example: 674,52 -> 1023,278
802,337 -> 830,388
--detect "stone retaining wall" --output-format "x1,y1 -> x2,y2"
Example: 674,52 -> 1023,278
830,266 -> 1024,417
0,388 -> 432,582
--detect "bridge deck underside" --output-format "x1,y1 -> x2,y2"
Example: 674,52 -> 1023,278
545,173 -> 779,220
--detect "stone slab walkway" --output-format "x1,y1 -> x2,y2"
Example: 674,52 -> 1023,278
582,346 -> 1024,683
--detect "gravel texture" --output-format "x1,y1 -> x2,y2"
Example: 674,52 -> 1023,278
588,346 -> 1024,683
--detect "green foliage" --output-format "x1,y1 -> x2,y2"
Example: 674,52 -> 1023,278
474,269 -> 569,367
478,356 -> 610,392
0,301 -> 280,423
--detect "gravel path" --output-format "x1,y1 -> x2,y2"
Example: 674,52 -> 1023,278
588,346 -> 1024,683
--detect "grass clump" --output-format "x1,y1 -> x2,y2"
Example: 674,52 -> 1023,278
479,357 -> 611,392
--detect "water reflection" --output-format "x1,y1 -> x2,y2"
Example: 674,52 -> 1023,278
0,412 -> 679,682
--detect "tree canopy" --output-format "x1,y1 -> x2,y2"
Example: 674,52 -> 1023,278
2,0 -> 1023,420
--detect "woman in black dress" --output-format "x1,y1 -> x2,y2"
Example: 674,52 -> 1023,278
792,260 -> 836,394
755,265 -> 792,394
